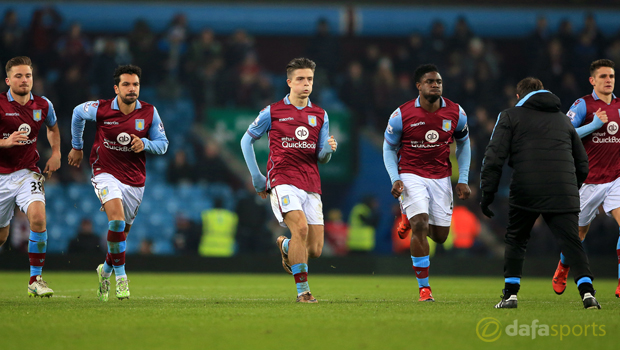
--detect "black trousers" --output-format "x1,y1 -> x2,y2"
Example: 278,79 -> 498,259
504,206 -> 593,283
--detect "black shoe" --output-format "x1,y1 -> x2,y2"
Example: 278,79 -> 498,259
582,292 -> 601,309
494,290 -> 517,309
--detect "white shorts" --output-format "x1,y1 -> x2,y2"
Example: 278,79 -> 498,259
91,173 -> 144,225
0,169 -> 45,227
270,184 -> 324,227
578,177 -> 620,226
400,173 -> 453,227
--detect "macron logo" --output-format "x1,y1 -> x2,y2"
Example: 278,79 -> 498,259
114,259 -> 120,263
416,271 -> 421,275
39,259 -> 45,263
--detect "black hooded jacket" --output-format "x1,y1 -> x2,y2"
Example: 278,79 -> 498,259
480,90 -> 589,212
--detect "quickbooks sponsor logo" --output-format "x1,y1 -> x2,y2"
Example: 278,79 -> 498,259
476,318 -> 606,342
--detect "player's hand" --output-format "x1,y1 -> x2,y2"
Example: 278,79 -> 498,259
68,149 -> 83,168
327,135 -> 337,153
130,134 -> 144,153
480,191 -> 495,219
391,180 -> 404,199
252,174 -> 267,198
456,183 -> 471,200
0,130 -> 28,148
44,152 -> 61,179
594,108 -> 608,124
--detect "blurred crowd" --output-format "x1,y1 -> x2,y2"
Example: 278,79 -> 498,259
2,6 -> 619,257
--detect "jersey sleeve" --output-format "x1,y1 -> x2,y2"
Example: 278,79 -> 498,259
384,108 -> 403,147
566,98 -> 587,128
247,106 -> 272,139
71,101 -> 99,150
453,105 -> 469,141
142,107 -> 169,155
42,96 -> 57,127
318,111 -> 330,152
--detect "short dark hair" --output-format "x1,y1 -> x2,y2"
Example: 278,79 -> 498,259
590,59 -> 615,77
516,77 -> 544,98
286,57 -> 316,79
5,56 -> 33,75
414,64 -> 439,83
113,65 -> 142,86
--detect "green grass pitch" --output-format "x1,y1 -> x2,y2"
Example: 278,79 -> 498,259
1,272 -> 618,350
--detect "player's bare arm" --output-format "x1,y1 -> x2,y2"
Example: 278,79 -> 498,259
455,183 -> 471,200
391,180 -> 404,199
44,123 -> 61,178
0,130 -> 28,148
130,134 -> 144,153
67,148 -> 83,168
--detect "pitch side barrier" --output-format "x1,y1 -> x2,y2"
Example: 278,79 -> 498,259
0,252 -> 616,277
1,2 -> 620,37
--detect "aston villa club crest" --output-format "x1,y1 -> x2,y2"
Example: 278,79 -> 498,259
282,195 -> 290,206
100,187 -> 109,197
442,119 -> 451,132
308,115 -> 317,127
135,119 -> 145,131
33,109 -> 42,121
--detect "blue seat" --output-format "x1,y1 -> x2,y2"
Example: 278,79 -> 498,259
152,240 -> 175,255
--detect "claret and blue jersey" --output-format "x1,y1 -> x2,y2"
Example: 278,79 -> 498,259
0,90 -> 57,174
383,96 -> 470,182
245,95 -> 331,194
71,96 -> 169,187
567,90 -> 620,184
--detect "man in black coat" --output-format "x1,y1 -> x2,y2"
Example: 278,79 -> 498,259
480,77 -> 601,309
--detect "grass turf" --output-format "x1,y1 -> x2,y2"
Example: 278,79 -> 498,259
1,272 -> 618,350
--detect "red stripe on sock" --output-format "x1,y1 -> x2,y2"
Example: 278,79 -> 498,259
29,253 -> 46,267
294,272 -> 308,284
617,249 -> 620,264
105,252 -> 113,266
107,230 -> 126,242
413,266 -> 429,279
110,252 -> 125,266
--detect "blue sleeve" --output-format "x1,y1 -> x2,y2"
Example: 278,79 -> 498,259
568,99 -> 605,138
317,111 -> 333,164
247,106 -> 272,139
142,107 -> 169,155
453,105 -> 469,141
42,96 -> 57,127
71,101 -> 99,150
455,137 -> 471,184
383,140 -> 401,184
566,98 -> 587,128
241,133 -> 266,192
384,108 -> 403,146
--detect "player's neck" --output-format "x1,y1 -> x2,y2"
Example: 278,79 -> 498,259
117,97 -> 136,115
289,94 -> 309,108
10,89 -> 29,106
419,96 -> 441,113
596,90 -> 613,104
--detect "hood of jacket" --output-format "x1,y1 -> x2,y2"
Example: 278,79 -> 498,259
516,90 -> 562,113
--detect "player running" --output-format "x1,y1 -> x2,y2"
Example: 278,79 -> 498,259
383,64 -> 471,301
0,56 -> 61,298
240,57 -> 337,303
553,59 -> 620,298
68,65 -> 168,301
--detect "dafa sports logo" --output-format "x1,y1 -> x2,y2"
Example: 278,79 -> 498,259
476,317 -> 606,342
